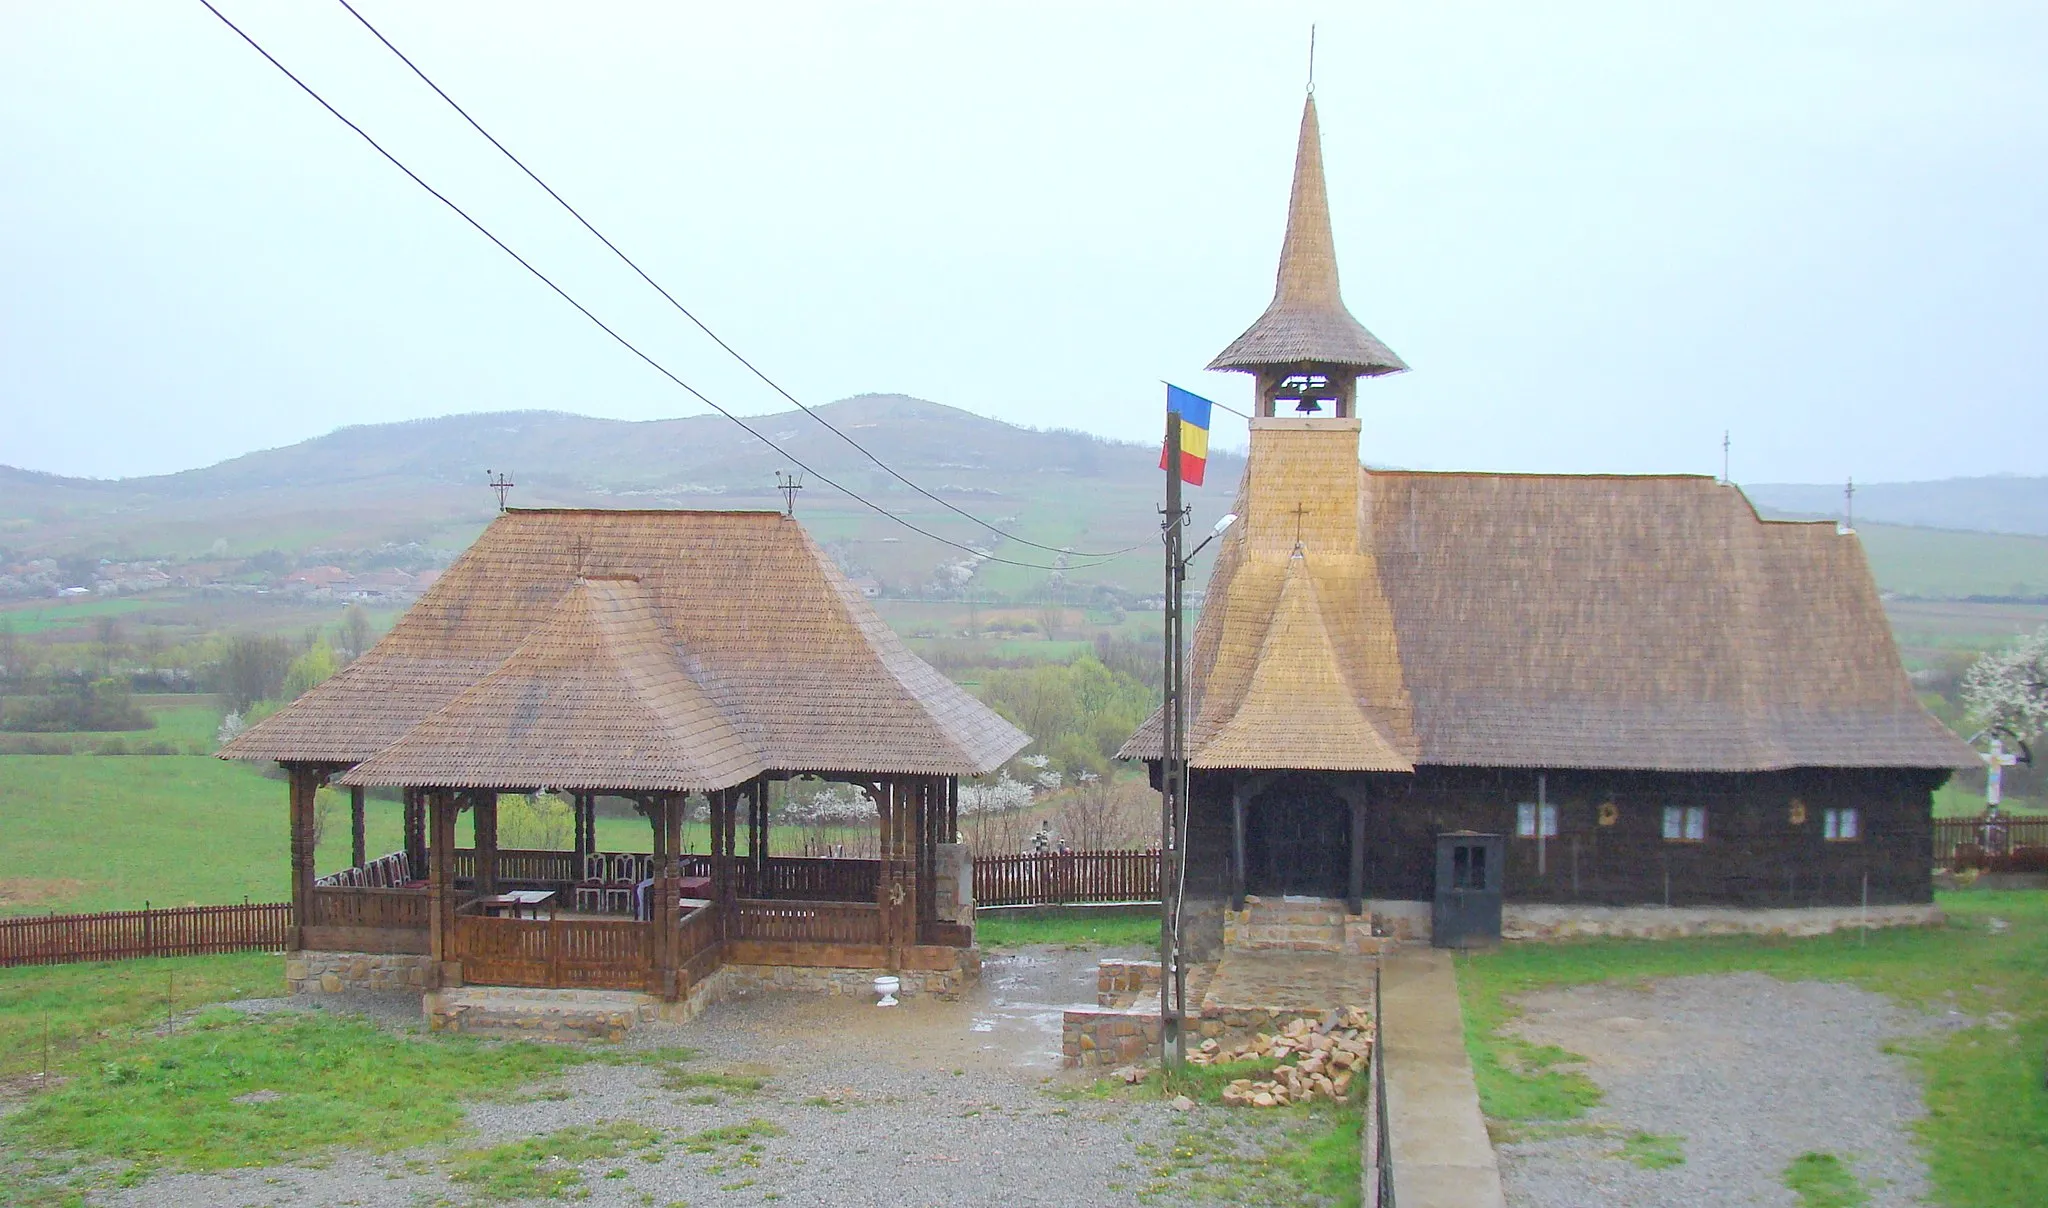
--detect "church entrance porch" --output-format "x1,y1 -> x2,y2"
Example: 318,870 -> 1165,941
1227,772 -> 1376,916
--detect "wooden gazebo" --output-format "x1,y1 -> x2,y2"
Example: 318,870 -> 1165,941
221,509 -> 1027,1001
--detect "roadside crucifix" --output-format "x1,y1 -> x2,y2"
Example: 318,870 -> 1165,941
1984,737 -> 2019,809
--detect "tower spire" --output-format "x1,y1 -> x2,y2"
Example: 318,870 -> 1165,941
1207,93 -> 1406,409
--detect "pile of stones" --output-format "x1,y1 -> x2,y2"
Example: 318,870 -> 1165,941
1198,1009 -> 1374,1107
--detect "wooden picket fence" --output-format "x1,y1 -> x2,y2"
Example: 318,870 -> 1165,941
0,901 -> 293,968
974,849 -> 1160,907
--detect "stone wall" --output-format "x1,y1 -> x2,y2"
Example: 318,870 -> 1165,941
1096,958 -> 1160,1005
286,950 -> 433,995
1062,1002 -> 1162,1068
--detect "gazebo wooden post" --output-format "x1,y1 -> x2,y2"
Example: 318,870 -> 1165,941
428,790 -> 458,980
474,792 -> 500,898
403,788 -> 427,881
915,776 -> 936,945
573,794 -> 594,864
656,793 -> 682,999
873,780 -> 893,963
749,780 -> 768,895
286,762 -> 323,952
349,785 -> 366,871
945,776 -> 958,844
710,788 -> 736,903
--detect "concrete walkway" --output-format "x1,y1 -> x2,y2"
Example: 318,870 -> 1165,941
1380,947 -> 1506,1208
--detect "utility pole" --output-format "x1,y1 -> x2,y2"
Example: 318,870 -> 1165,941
1159,413 -> 1187,1068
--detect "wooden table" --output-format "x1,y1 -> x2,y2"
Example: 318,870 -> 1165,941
480,890 -> 556,920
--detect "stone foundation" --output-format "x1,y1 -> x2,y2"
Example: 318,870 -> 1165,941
1501,901 -> 1944,941
286,951 -> 433,995
426,986 -> 657,1041
720,957 -> 975,1001
1062,1000 -> 1163,1068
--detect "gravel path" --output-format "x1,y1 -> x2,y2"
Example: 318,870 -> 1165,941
83,946 -> 1282,1208
1495,972 -> 1938,1208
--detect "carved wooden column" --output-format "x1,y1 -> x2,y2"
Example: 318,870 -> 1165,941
474,791 -> 500,897
428,790 -> 458,975
287,763 -> 322,951
403,788 -> 427,880
657,793 -> 683,999
349,785 -> 366,871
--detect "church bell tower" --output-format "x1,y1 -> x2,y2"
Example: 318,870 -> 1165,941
1208,95 -> 1405,418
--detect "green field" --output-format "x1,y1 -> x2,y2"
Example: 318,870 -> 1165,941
1857,524 -> 2048,600
0,597 -> 175,635
1456,890 -> 2048,1208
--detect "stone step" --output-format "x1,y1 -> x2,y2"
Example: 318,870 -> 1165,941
1225,896 -> 1390,955
426,986 -> 658,1042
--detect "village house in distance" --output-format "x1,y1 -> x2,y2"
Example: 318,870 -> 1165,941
1124,95 -> 1976,952
221,509 -> 1027,1028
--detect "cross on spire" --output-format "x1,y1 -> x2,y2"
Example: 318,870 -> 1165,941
487,469 -> 515,513
776,470 -> 804,518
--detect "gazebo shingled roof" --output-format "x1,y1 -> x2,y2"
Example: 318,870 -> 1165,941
337,577 -> 764,792
1206,96 -> 1408,376
223,509 -> 1029,778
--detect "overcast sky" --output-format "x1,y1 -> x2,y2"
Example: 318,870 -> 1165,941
2,2 -> 2043,484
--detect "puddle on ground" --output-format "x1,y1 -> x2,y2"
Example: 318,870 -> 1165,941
702,944 -> 1146,1074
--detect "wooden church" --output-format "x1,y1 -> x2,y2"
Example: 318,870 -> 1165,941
1124,95 -> 1974,951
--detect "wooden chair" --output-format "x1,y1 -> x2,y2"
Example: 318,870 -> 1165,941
574,852 -> 607,913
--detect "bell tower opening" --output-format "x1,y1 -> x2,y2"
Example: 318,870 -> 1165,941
1257,364 -> 1355,419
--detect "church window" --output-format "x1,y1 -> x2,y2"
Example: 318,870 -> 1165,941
1662,806 -> 1707,842
1515,802 -> 1558,838
1823,808 -> 1861,841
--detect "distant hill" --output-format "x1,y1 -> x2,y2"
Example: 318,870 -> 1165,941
0,396 -> 1245,599
1744,476 -> 2048,537
5,397 -> 2044,601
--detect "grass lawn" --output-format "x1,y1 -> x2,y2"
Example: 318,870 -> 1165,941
976,907 -> 1159,950
1455,889 -> 2048,1208
0,956 -> 722,1204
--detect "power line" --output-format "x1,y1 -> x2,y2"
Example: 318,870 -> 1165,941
331,0 -> 1143,562
196,0 -> 1110,574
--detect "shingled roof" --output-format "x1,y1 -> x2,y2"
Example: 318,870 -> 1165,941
223,509 -> 1028,783
1121,422 -> 1975,773
336,578 -> 762,792
1207,96 -> 1408,376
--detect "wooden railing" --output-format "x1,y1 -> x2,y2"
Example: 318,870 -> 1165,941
730,899 -> 884,946
975,850 -> 1161,906
1934,816 -> 2048,868
677,902 -> 723,989
448,914 -> 652,991
306,886 -> 430,930
0,901 -> 292,968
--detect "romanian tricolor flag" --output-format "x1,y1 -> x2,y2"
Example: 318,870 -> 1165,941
1160,385 -> 1214,486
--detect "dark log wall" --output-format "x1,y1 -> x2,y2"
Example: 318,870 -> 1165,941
1178,765 -> 1945,911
